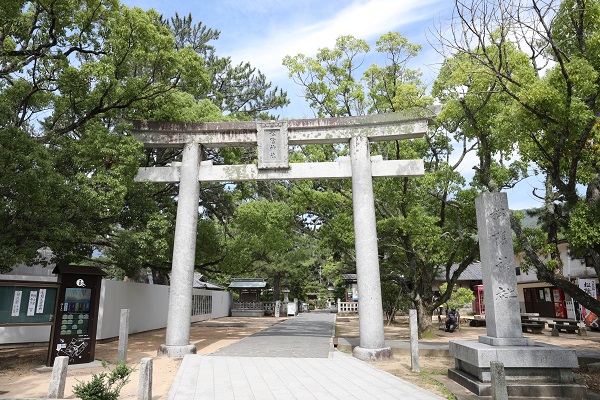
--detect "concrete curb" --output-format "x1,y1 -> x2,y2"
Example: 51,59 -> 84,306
336,337 -> 451,357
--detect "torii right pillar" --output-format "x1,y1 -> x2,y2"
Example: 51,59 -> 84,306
350,135 -> 391,360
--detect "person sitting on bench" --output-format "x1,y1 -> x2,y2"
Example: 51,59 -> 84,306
445,308 -> 459,333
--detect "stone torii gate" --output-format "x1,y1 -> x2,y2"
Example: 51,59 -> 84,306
132,112 -> 430,360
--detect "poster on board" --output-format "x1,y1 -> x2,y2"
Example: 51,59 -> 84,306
27,291 -> 38,316
11,291 -> 22,316
36,288 -> 46,314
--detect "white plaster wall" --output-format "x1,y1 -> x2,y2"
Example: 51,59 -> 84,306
93,281 -> 232,339
210,288 -> 232,319
96,280 -> 170,340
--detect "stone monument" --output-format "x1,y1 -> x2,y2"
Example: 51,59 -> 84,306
448,192 -> 587,398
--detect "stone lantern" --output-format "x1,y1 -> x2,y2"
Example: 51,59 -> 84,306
282,280 -> 290,303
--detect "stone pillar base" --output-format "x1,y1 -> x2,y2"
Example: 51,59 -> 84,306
449,340 -> 587,399
157,344 -> 197,358
352,346 -> 393,361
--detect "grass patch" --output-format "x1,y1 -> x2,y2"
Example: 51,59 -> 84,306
419,330 -> 438,340
415,369 -> 456,400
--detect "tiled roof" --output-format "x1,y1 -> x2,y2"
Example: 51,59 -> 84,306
193,274 -> 225,290
437,262 -> 482,281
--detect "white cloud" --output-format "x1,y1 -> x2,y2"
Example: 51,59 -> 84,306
227,0 -> 449,80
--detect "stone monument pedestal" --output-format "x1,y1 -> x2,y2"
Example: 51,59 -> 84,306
449,340 -> 586,398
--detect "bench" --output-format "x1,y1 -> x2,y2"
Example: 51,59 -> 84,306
521,322 -> 544,334
469,316 -> 486,327
548,323 -> 579,334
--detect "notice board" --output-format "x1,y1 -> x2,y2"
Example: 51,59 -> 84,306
0,281 -> 59,325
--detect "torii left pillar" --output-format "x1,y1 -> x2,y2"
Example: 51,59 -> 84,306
158,142 -> 200,357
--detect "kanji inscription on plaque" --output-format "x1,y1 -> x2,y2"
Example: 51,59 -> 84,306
257,121 -> 288,169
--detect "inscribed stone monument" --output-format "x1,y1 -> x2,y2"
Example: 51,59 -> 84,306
448,192 -> 586,398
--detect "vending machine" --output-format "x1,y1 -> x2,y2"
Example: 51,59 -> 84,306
46,264 -> 106,366
552,287 -> 567,319
472,285 -> 485,315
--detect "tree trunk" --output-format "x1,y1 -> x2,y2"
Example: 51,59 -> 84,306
415,298 -> 434,336
272,273 -> 281,301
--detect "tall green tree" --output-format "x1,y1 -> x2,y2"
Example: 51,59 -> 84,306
166,13 -> 289,120
0,0 -> 206,271
0,1 -> 290,281
436,0 -> 600,316
283,35 -> 370,117
221,200 -> 316,300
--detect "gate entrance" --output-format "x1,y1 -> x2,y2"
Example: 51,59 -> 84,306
132,112 -> 431,360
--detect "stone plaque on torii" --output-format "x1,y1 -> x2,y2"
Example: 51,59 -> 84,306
132,112 -> 431,360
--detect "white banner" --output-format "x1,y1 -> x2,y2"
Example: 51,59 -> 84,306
36,288 -> 46,313
579,278 -> 599,328
27,291 -> 38,316
11,291 -> 22,316
579,278 -> 598,299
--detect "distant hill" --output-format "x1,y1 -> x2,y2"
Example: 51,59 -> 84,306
513,208 -> 541,229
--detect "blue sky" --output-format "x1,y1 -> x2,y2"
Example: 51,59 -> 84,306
121,0 -> 454,117
121,0 -> 545,210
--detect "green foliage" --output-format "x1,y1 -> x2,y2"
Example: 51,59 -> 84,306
219,199 -> 318,299
0,0 -> 205,269
438,283 -> 475,310
283,32 -> 431,117
73,362 -> 133,400
0,1 -> 288,279
283,35 -> 370,117
364,32 -> 431,113
568,202 -> 600,250
381,277 -> 411,324
165,13 -> 289,119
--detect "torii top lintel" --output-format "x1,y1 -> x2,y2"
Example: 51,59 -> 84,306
130,112 -> 433,148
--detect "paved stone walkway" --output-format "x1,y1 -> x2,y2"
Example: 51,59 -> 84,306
167,312 -> 445,400
211,312 -> 334,358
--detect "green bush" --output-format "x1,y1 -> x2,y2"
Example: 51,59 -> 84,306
439,283 -> 475,311
73,361 -> 133,400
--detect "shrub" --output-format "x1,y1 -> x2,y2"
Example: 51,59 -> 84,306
73,361 -> 133,400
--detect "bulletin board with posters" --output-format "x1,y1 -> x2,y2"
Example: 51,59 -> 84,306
0,281 -> 59,325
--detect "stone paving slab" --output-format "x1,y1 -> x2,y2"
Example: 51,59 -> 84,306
167,312 -> 445,399
166,352 -> 445,400
212,312 -> 335,358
